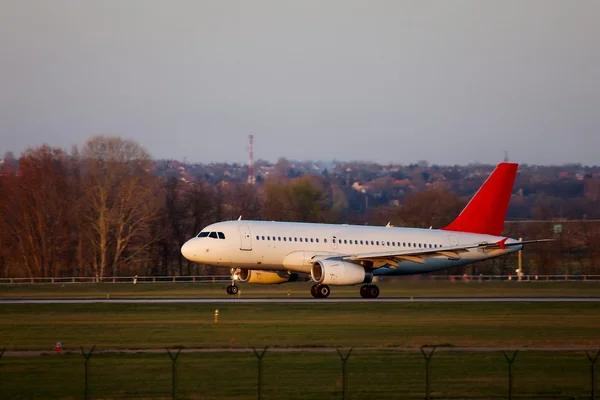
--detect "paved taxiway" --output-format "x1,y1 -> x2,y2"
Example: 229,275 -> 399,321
1,297 -> 600,304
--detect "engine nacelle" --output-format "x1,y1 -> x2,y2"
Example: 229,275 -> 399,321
236,269 -> 299,284
311,260 -> 372,285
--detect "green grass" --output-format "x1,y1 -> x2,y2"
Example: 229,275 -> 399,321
1,351 -> 596,399
1,292 -> 599,398
1,302 -> 599,350
1,280 -> 600,299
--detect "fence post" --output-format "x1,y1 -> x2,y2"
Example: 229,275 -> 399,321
420,345 -> 436,400
336,348 -> 353,400
166,348 -> 182,400
502,350 -> 519,400
80,346 -> 96,400
252,346 -> 268,400
586,350 -> 600,400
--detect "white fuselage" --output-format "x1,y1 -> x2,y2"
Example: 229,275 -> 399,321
181,220 -> 521,278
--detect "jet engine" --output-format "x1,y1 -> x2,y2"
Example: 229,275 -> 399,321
236,269 -> 299,284
311,260 -> 372,285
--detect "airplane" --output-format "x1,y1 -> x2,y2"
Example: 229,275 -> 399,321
181,162 -> 551,298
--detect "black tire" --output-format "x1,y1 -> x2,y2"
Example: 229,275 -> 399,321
318,284 -> 330,298
230,285 -> 239,295
368,285 -> 379,299
226,285 -> 232,295
310,284 -> 318,298
360,285 -> 369,298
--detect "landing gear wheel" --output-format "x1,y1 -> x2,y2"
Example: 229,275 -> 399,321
360,284 -> 379,299
360,285 -> 368,298
367,285 -> 379,298
317,284 -> 330,298
310,284 -> 318,298
226,284 -> 238,295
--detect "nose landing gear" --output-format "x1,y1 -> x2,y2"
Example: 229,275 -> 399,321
226,268 -> 239,295
226,284 -> 239,295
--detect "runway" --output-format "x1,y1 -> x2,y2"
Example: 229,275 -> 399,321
1,297 -> 600,304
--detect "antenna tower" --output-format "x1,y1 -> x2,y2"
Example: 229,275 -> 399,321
247,135 -> 255,185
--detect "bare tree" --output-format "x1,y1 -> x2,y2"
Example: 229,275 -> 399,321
395,186 -> 465,229
0,146 -> 73,277
81,136 -> 161,279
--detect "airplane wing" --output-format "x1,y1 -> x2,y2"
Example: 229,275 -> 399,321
332,238 -> 553,268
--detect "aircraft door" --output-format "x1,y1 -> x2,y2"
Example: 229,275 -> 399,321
238,224 -> 252,251
447,234 -> 459,247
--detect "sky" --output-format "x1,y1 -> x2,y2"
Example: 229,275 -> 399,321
1,0 -> 599,165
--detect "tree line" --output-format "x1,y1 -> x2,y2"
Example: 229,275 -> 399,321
1,136 -> 598,278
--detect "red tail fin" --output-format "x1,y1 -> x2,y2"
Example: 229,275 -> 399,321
442,163 -> 518,235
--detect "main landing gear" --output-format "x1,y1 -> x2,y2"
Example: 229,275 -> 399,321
311,284 -> 330,298
360,284 -> 380,299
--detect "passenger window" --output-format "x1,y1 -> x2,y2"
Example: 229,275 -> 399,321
267,236 -> 271,240
283,237 -> 287,241
316,238 -> 319,243
324,238 -> 327,243
218,232 -> 225,239
305,238 -> 308,242
198,232 -> 209,238
344,240 -> 347,244
333,239 -> 336,244
371,241 -> 374,245
209,232 -> 218,239
300,238 -> 303,242
262,236 -> 265,240
310,238 -> 314,243
256,235 -> 259,240
392,242 -> 395,246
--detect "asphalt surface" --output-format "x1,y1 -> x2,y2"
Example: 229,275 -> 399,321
1,297 -> 600,304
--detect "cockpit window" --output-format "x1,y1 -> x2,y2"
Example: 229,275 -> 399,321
209,232 -> 218,239
198,232 -> 209,238
218,232 -> 225,239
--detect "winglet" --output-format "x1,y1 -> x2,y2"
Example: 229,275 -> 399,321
443,163 -> 518,235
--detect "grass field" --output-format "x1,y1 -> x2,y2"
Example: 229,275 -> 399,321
1,280 -> 600,299
1,283 -> 600,398
1,350 -> 597,399
1,302 -> 600,350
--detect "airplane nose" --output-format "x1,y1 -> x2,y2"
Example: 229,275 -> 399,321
181,239 -> 198,261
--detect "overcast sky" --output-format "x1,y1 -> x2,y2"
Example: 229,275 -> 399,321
1,1 -> 599,165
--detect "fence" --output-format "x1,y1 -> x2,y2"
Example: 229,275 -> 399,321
1,346 -> 599,399
2,274 -> 600,285
0,275 -> 231,285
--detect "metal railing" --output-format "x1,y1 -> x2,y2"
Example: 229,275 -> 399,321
1,274 -> 600,285
0,275 -> 231,285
